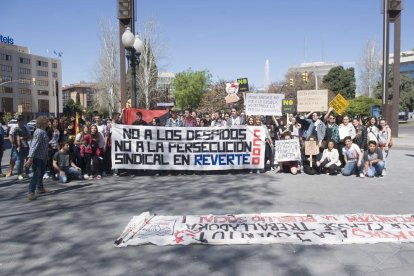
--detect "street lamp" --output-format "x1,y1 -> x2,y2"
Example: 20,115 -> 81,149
122,27 -> 143,108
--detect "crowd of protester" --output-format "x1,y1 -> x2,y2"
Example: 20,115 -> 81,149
0,105 -> 392,200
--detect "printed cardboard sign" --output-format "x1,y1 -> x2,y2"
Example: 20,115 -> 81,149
297,90 -> 328,112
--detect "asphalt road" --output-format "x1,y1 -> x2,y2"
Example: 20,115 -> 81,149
0,122 -> 413,276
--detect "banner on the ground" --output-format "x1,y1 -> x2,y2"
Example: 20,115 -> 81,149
329,93 -> 349,115
297,90 -> 328,112
114,212 -> 414,247
111,124 -> 267,170
274,139 -> 301,162
245,93 -> 284,116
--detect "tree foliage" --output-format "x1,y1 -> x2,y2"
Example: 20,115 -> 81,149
358,39 -> 381,97
95,18 -> 120,114
63,99 -> 83,118
323,66 -> 356,99
173,69 -> 210,110
345,96 -> 381,118
374,68 -> 414,111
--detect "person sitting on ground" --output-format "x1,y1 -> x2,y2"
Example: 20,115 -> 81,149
316,140 -> 341,175
53,140 -> 86,183
302,136 -> 321,175
362,140 -> 385,178
277,132 -> 299,175
342,136 -> 364,177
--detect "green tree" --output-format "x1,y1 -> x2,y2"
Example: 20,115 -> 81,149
323,66 -> 356,99
173,69 -> 210,110
374,69 -> 414,112
345,96 -> 381,118
63,99 -> 83,118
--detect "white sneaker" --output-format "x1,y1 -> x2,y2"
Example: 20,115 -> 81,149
83,174 -> 89,180
43,173 -> 50,179
382,170 -> 387,176
17,175 -> 24,180
359,173 -> 365,178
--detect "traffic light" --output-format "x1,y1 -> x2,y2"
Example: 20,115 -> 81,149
302,72 -> 309,83
288,78 -> 293,87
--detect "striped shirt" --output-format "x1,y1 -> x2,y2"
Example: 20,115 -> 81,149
28,128 -> 49,160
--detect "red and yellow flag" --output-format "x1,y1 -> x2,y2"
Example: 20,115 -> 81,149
75,112 -> 80,135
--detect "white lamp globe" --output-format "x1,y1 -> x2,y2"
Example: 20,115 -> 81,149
134,35 -> 144,53
122,27 -> 135,48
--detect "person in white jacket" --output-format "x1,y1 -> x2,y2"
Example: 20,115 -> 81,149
316,140 -> 341,175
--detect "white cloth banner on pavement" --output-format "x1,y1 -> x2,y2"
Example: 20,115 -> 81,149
274,139 -> 301,162
111,124 -> 266,170
245,93 -> 284,116
114,212 -> 414,247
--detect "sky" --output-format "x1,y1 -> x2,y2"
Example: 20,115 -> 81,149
1,0 -> 414,89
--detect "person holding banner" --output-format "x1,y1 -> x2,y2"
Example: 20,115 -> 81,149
323,107 -> 340,146
277,132 -> 299,175
227,108 -> 242,126
297,112 -> 326,148
342,136 -> 364,178
316,140 -> 341,175
165,108 -> 183,127
132,112 -> 148,126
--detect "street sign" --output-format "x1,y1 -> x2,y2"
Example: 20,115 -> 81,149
329,93 -> 349,115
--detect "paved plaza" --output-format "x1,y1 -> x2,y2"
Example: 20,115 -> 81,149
0,123 -> 414,276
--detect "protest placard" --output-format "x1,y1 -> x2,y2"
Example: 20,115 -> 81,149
245,93 -> 284,116
111,125 -> 266,171
305,140 -> 319,155
329,93 -> 349,115
297,90 -> 328,112
274,139 -> 301,162
282,99 -> 296,114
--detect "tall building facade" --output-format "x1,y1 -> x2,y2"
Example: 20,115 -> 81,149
62,81 -> 97,109
390,50 -> 414,79
0,41 -> 62,118
288,61 -> 339,77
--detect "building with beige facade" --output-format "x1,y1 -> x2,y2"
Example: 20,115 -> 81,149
62,81 -> 97,109
0,41 -> 62,118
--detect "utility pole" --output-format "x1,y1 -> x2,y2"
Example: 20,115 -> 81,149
382,0 -> 403,137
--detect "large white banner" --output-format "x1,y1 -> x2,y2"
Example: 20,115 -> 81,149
115,212 -> 414,247
111,125 -> 266,170
245,93 -> 284,116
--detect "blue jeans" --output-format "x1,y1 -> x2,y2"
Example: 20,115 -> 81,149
366,161 -> 385,177
29,158 -> 46,193
16,147 -> 30,175
59,167 -> 83,183
342,159 -> 364,176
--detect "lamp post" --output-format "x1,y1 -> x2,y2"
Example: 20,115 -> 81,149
122,27 -> 143,108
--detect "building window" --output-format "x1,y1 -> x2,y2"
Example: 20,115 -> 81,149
19,57 -> 30,64
37,60 -> 48,67
19,88 -> 31,95
1,97 -> 13,113
0,64 -> 12,72
36,79 -> 49,86
52,63 -> 57,68
37,70 -> 48,77
37,90 -> 49,96
38,99 -> 49,113
0,87 -> 13,93
20,98 -> 32,113
18,67 -> 31,74
20,78 -> 33,85
62,91 -> 69,106
52,72 -> 58,78
0,75 -> 12,82
0,53 -> 11,61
